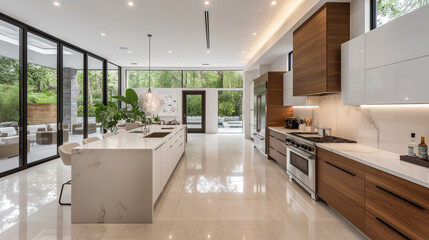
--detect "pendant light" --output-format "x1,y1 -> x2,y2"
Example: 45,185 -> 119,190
141,34 -> 163,114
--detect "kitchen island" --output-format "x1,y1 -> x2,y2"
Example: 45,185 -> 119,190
71,125 -> 186,223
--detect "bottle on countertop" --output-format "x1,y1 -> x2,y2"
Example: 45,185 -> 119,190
418,136 -> 428,160
408,133 -> 416,157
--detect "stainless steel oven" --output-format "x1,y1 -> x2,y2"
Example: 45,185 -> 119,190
285,135 -> 317,200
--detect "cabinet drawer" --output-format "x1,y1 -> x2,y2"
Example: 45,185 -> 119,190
365,211 -> 408,240
268,130 -> 276,137
275,132 -> 286,141
365,167 -> 429,239
317,156 -> 365,207
318,180 -> 365,232
269,147 -> 277,160
275,139 -> 286,155
276,151 -> 286,169
269,136 -> 276,148
317,147 -> 364,178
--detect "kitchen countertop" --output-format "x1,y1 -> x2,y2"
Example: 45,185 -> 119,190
268,126 -> 314,135
73,125 -> 185,151
317,143 -> 429,189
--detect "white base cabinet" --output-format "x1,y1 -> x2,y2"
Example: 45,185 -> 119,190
152,127 -> 185,204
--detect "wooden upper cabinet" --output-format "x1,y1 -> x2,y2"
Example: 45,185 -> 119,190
293,3 -> 350,96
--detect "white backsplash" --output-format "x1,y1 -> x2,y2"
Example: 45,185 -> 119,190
293,94 -> 429,155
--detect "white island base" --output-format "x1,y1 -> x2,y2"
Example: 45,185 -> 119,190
71,125 -> 186,223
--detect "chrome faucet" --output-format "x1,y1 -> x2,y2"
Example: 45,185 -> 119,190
143,120 -> 150,135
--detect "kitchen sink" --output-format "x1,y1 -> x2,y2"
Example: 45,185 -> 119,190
143,132 -> 171,138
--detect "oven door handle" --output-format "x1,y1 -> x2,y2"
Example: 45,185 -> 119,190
285,144 -> 315,160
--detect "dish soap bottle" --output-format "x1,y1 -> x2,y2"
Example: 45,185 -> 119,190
418,136 -> 428,160
408,133 -> 416,157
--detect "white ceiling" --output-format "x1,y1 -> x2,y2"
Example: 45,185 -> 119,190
0,0 -> 303,69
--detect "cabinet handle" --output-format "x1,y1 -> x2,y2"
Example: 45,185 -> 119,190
180,143 -> 183,147
376,185 -> 425,210
376,217 -> 411,240
277,150 -> 286,157
325,161 -> 355,176
169,145 -> 173,149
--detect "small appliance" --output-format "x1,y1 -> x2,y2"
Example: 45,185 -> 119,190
285,118 -> 299,129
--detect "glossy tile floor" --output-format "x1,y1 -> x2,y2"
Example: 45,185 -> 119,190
0,134 -> 364,240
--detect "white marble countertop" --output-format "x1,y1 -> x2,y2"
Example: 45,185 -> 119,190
74,125 -> 185,150
317,143 -> 429,189
268,126 -> 315,135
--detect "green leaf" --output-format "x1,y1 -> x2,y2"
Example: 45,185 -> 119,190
125,89 -> 139,104
113,95 -> 130,104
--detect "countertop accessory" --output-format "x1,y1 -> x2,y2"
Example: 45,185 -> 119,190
317,128 -> 332,137
400,155 -> 429,168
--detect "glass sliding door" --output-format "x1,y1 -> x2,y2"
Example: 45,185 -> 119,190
218,91 -> 243,133
0,20 -> 21,174
63,47 -> 84,144
87,56 -> 103,138
26,32 -> 58,164
107,63 -> 119,104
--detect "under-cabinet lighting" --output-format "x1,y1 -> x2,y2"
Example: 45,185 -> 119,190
204,1 -> 210,5
128,1 -> 134,6
293,106 -> 319,109
360,104 -> 429,108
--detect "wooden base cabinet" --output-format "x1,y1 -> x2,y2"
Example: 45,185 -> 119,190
317,147 -> 429,239
365,166 -> 429,239
317,147 -> 365,232
268,129 -> 287,169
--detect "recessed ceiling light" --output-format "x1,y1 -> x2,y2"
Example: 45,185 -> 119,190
253,32 -> 257,36
204,1 -> 210,5
119,47 -> 128,50
206,50 -> 210,54
202,63 -> 210,66
128,50 -> 132,53
128,1 -> 134,6
271,1 -> 277,5
53,1 -> 60,6
242,50 -> 245,54
168,50 -> 172,54
101,33 -> 106,37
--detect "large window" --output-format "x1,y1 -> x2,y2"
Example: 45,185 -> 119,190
372,0 -> 429,28
0,20 -> 20,173
107,63 -> 120,102
127,70 -> 243,89
218,91 -> 243,133
27,32 -> 58,164
87,56 -> 103,139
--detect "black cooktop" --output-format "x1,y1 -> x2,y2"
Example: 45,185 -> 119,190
290,132 -> 356,143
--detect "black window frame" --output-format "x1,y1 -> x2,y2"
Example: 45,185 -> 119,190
0,11 -> 122,178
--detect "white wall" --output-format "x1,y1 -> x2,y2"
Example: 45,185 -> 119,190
270,55 -> 287,71
350,0 -> 370,39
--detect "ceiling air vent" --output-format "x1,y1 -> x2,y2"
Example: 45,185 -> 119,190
204,11 -> 210,49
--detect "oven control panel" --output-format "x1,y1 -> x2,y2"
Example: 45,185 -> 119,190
285,137 -> 316,155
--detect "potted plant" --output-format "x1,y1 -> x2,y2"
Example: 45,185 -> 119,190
113,89 -> 146,123
94,101 -> 122,133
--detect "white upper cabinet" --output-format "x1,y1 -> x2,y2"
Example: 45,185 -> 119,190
366,4 -> 429,70
341,34 -> 366,105
283,71 -> 306,106
341,4 -> 429,105
366,55 -> 429,104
